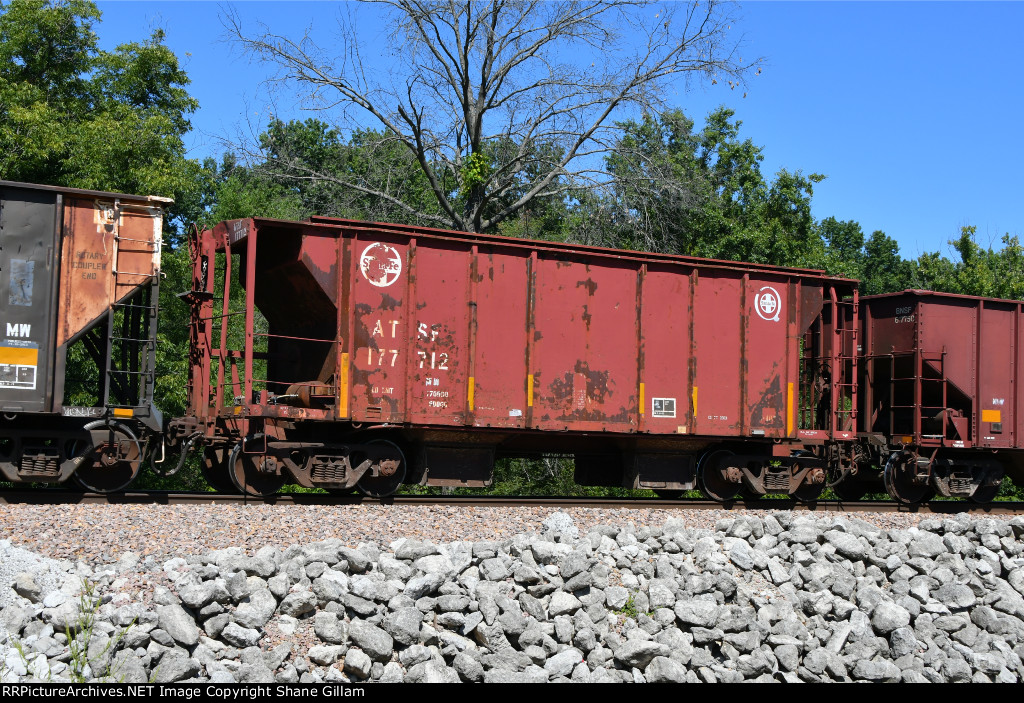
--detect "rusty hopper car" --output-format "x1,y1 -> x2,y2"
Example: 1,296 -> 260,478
175,216 -> 859,499
0,181 -> 168,491
852,290 -> 1024,503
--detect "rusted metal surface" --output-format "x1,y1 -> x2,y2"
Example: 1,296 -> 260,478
190,216 -> 859,452
57,191 -> 165,348
862,290 -> 1024,450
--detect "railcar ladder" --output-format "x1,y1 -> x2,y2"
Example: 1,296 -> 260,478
887,350 -> 947,440
831,295 -> 859,432
100,201 -> 161,413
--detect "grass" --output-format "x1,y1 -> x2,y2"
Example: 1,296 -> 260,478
1,580 -> 137,683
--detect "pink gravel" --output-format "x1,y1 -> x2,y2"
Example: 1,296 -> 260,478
0,502 -> 962,567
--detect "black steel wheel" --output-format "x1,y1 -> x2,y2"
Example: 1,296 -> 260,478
883,452 -> 934,504
831,479 -> 868,502
968,459 -> 1004,504
73,421 -> 143,493
357,439 -> 407,498
202,446 -> 238,493
697,448 -> 741,502
790,451 -> 825,502
793,478 -> 825,502
228,442 -> 286,497
970,482 -> 1001,504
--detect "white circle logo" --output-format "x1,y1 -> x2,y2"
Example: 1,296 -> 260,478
755,285 -> 781,322
360,243 -> 402,287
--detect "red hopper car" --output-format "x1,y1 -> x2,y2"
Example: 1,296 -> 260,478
172,216 -> 859,499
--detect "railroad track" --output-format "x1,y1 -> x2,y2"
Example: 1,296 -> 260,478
1,490 -> 1022,514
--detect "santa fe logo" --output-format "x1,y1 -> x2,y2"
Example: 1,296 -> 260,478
755,285 -> 781,322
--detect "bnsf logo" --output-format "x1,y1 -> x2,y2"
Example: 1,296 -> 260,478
6,323 -> 30,337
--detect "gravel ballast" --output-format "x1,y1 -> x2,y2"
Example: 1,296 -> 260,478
1,505 -> 1022,683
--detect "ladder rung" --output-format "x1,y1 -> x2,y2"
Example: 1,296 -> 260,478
113,303 -> 158,311
116,235 -> 163,245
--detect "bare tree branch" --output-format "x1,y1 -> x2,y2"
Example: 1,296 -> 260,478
229,0 -> 758,232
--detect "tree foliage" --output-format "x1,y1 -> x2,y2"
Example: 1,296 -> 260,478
601,107 -> 825,267
0,0 -> 204,227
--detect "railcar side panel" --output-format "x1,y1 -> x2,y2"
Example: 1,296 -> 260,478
350,235 -> 410,423
472,249 -> 530,430
406,241 -> 471,426
0,185 -> 59,413
637,265 -> 693,435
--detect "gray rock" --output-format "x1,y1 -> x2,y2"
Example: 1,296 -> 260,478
308,644 -> 346,666
178,581 -> 217,610
852,658 -> 902,681
824,530 -> 867,561
871,601 -> 911,634
614,640 -> 670,669
674,600 -> 719,628
152,650 -> 202,683
549,591 -> 582,616
908,532 -> 946,559
410,661 -> 462,683
12,573 -> 42,603
338,547 -> 371,573
156,604 -> 200,647
542,512 -> 579,541
220,621 -> 263,648
314,611 -> 348,644
545,647 -> 585,677
348,619 -> 394,662
233,589 -> 277,629
453,652 -> 485,682
343,648 -> 372,679
382,607 -> 422,646
484,668 -> 549,683
405,574 -> 444,600
394,540 -> 440,561
279,590 -> 317,617
934,583 -> 976,610
889,626 -> 921,658
645,656 -> 688,683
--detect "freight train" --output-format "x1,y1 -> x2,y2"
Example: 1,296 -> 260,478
0,180 -> 1019,503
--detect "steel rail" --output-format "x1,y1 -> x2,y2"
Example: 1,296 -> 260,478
0,490 -> 1021,514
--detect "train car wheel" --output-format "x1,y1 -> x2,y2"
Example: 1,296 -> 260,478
969,483 -> 1000,504
202,447 -> 239,493
229,443 -> 286,497
793,480 -> 825,502
697,449 -> 741,502
357,440 -> 406,498
73,421 -> 143,493
831,480 -> 867,501
883,452 -> 934,504
967,459 -> 1004,503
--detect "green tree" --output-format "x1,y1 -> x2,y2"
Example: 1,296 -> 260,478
604,107 -> 826,267
0,0 -> 204,230
0,0 -> 207,453
913,226 -> 1024,300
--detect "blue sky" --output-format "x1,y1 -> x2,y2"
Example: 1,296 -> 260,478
94,1 -> 1023,259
